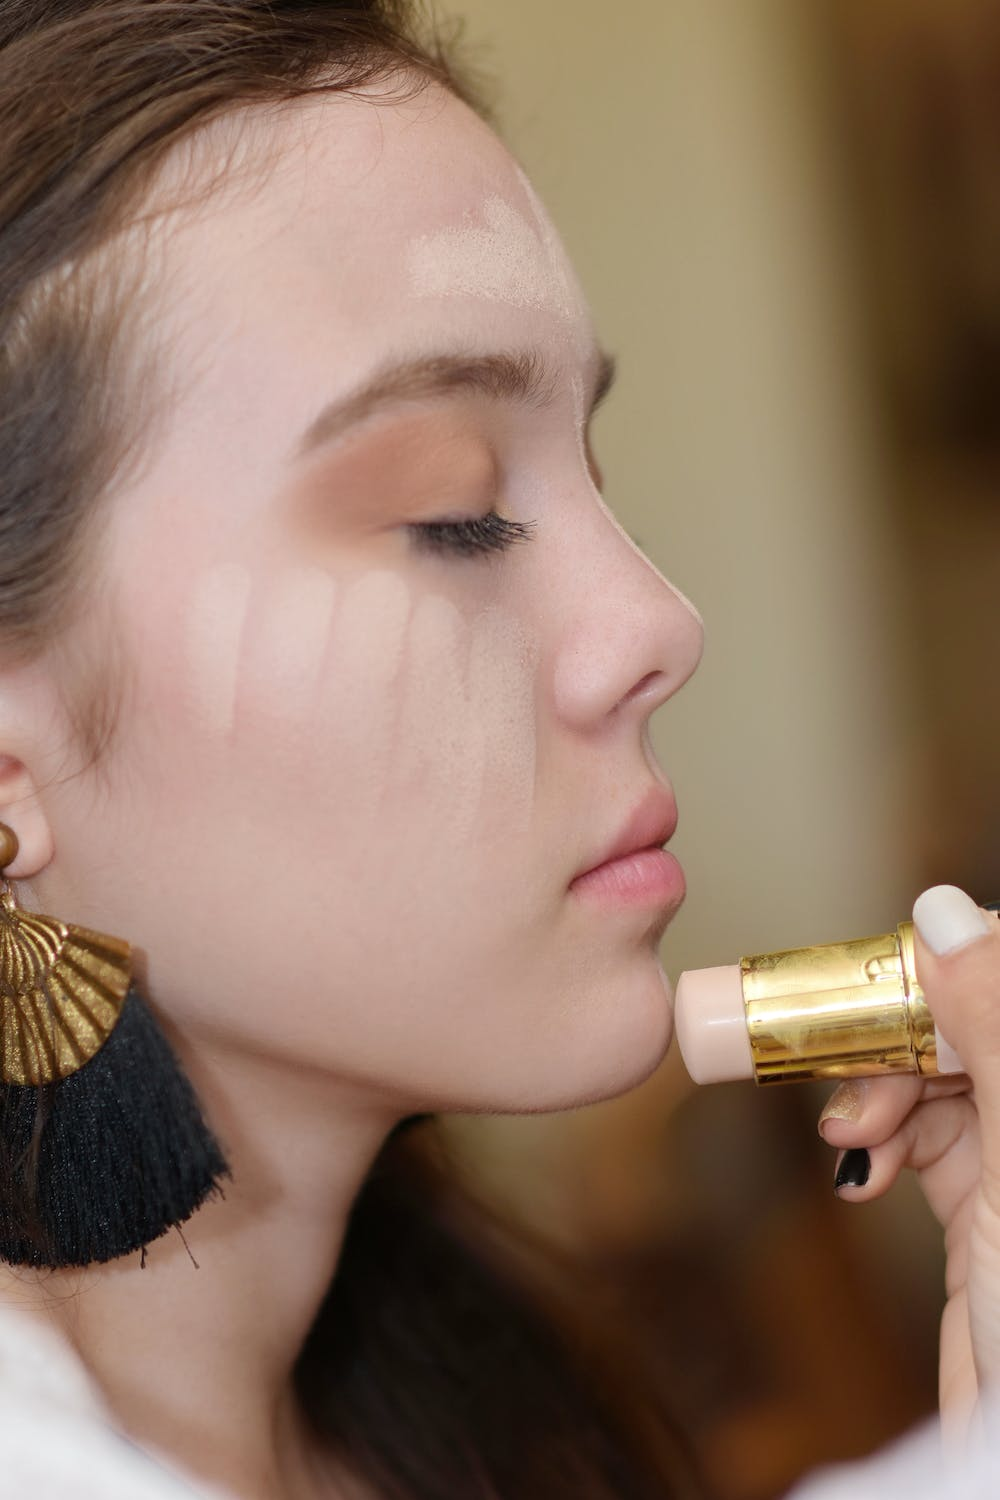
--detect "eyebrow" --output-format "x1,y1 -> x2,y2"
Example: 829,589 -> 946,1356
293,347 -> 617,460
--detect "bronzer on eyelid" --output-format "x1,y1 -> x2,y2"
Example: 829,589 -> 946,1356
289,411 -> 499,540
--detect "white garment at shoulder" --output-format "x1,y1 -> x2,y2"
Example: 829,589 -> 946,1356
789,1411 -> 1000,1500
0,1301 -> 235,1499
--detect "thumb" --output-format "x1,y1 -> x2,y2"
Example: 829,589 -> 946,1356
913,884 -> 1000,1118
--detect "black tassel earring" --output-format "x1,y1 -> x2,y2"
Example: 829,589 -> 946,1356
0,823 -> 231,1268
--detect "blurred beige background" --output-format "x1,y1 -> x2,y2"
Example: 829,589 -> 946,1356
431,3 -> 1000,1496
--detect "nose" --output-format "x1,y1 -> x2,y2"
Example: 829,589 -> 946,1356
551,490 -> 704,731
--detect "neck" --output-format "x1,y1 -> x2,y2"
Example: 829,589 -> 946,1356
0,1040 -> 400,1500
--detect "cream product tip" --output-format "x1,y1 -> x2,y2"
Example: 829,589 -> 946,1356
674,920 -> 966,1086
674,965 -> 753,1084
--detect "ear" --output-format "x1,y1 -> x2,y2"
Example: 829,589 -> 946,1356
0,752 -> 55,880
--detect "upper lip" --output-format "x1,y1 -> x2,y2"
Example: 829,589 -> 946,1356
572,785 -> 678,882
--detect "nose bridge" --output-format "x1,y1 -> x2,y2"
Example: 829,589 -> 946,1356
551,477 -> 704,728
597,483 -> 703,631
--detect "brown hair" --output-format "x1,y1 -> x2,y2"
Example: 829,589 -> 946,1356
0,5 -> 703,1496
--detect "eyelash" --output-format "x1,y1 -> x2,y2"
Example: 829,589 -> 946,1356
408,511 -> 537,559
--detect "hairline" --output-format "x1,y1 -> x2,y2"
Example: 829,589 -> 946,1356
22,68 -> 464,774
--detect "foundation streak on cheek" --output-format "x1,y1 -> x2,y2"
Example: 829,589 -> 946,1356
396,593 -> 474,849
466,605 -> 538,840
389,594 -> 539,873
313,569 -> 411,828
183,563 -> 253,738
320,586 -> 539,869
183,559 -> 537,888
235,566 -> 338,751
571,376 -> 704,630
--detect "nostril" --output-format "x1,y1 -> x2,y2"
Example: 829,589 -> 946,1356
625,670 -> 668,707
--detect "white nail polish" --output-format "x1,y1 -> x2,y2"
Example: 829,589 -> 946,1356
912,884 -> 992,957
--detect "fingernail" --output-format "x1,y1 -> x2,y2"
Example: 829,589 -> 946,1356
834,1148 -> 870,1192
913,885 -> 992,956
818,1079 -> 870,1140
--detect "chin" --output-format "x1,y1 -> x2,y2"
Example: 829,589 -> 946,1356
511,957 -> 676,1115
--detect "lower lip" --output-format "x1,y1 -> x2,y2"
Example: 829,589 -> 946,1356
569,847 -> 685,908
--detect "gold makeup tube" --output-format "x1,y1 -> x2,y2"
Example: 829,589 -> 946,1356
674,921 -> 965,1086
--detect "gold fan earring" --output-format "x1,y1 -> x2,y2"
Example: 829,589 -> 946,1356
0,823 -> 230,1267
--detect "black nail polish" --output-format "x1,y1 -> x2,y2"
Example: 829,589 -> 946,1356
985,901 -> 1000,914
834,1148 -> 870,1191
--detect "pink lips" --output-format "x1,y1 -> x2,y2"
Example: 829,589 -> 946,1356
569,787 -> 685,909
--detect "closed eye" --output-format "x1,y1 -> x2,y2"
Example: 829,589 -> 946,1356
408,512 -> 537,558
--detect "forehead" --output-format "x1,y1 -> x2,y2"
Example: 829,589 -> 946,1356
113,82 -> 591,545
149,83 -> 586,413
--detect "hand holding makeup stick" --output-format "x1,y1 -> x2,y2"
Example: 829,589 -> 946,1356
818,888 -> 1000,1452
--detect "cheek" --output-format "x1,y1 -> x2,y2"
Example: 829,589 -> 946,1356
183,562 -> 253,739
465,605 -> 538,838
181,565 -> 412,802
171,564 -> 539,884
237,565 -> 338,741
395,596 -> 539,849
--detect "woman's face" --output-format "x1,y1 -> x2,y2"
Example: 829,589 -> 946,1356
39,84 -> 703,1116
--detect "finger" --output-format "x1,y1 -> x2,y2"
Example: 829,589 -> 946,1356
940,1288 -> 981,1453
818,1070 -> 968,1151
832,1090 -> 979,1227
912,888 -> 1000,1148
819,1074 -> 915,1149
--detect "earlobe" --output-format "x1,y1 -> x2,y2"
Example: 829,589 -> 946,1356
0,753 -> 55,879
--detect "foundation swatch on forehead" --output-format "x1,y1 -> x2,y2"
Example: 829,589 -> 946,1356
407,195 -> 577,321
183,563 -> 252,738
515,166 -> 587,333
